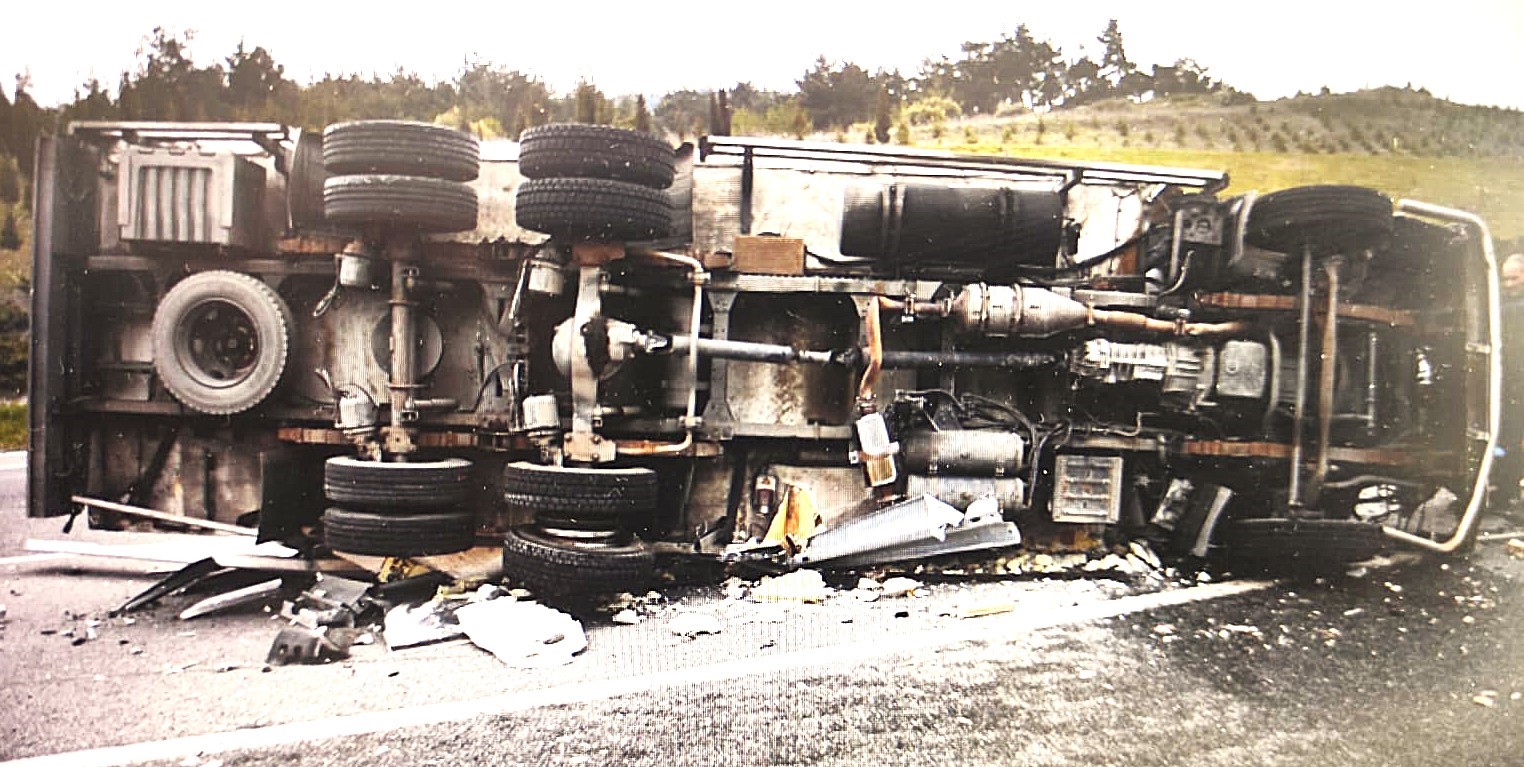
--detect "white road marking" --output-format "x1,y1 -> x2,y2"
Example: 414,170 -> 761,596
0,579 -> 1273,767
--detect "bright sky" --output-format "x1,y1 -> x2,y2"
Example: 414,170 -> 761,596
7,1 -> 1523,110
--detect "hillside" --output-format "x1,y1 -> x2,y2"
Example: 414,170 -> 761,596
857,88 -> 1524,242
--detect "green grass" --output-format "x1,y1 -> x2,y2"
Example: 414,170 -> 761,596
0,402 -> 27,450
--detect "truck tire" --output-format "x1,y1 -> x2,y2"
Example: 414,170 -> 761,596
514,178 -> 672,241
322,120 -> 480,182
1245,185 -> 1392,256
152,271 -> 294,415
325,457 -> 474,511
322,508 -> 476,557
502,525 -> 654,596
518,124 -> 675,189
287,129 -> 327,229
502,462 -> 659,533
323,174 -> 479,233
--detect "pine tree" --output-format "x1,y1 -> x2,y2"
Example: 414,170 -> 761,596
873,87 -> 892,144
634,95 -> 652,133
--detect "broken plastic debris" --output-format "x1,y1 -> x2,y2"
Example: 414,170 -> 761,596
880,577 -> 923,598
668,612 -> 723,637
953,601 -> 1014,619
1153,623 -> 1177,636
383,602 -> 464,650
611,609 -> 641,625
762,483 -> 821,554
454,600 -> 586,668
1507,539 -> 1524,559
750,569 -> 831,603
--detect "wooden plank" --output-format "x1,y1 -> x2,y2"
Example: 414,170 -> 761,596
72,496 -> 257,536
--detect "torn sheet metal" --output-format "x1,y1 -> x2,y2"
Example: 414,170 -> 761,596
266,625 -> 353,665
793,495 -> 964,566
793,496 -> 1020,569
179,578 -> 284,620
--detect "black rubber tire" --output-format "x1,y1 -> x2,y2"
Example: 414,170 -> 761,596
322,120 -> 480,182
1245,185 -> 1393,255
322,508 -> 476,557
501,525 -> 654,596
287,129 -> 327,229
325,457 -> 474,511
502,461 -> 658,528
151,271 -> 294,415
518,124 -> 675,189
1217,518 -> 1388,565
515,178 -> 672,241
324,174 -> 479,233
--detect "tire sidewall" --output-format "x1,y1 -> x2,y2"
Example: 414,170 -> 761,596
152,271 -> 293,415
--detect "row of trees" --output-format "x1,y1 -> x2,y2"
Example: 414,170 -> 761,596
1,20 -> 1236,183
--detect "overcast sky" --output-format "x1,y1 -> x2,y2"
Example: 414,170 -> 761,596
7,1 -> 1523,110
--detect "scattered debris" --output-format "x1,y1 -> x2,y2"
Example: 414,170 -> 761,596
611,609 -> 642,625
1474,691 -> 1498,708
952,601 -> 1015,619
266,626 -> 352,666
179,579 -> 284,621
751,569 -> 831,603
1507,539 -> 1524,560
668,612 -> 723,637
454,599 -> 586,668
382,602 -> 465,650
793,496 -> 1019,569
880,577 -> 923,598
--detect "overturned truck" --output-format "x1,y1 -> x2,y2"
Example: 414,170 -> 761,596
29,120 -> 1500,592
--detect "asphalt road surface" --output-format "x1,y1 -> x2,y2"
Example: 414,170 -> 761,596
2,452 -> 1522,767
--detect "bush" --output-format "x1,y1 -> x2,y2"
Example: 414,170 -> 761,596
895,122 -> 910,145
902,96 -> 962,126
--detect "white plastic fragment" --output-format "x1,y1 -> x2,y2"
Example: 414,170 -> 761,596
880,577 -> 923,598
668,611 -> 723,637
751,569 -> 831,603
611,609 -> 641,625
454,600 -> 586,668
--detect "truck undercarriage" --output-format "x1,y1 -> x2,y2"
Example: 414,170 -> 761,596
29,121 -> 1500,593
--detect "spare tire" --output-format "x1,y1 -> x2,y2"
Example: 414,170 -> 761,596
518,124 -> 675,189
322,120 -> 480,182
1245,185 -> 1393,256
515,177 -> 672,241
152,271 -> 294,415
322,508 -> 476,557
323,174 -> 478,233
325,457 -> 474,511
502,525 -> 654,596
